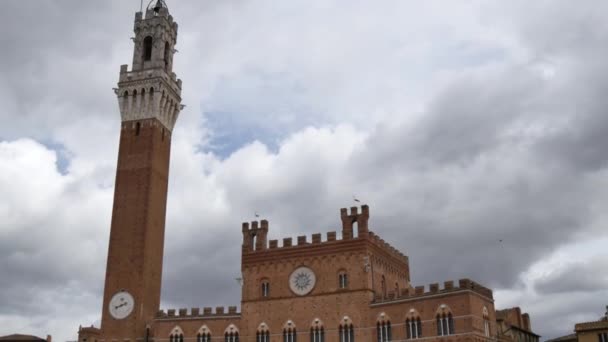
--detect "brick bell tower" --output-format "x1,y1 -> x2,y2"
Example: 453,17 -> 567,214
81,1 -> 182,340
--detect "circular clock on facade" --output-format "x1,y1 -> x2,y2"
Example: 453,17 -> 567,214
289,266 -> 316,296
108,291 -> 135,319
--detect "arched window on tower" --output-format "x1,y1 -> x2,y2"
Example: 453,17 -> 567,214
143,36 -> 153,62
338,270 -> 348,289
310,319 -> 324,342
339,316 -> 355,342
261,279 -> 270,298
165,41 -> 171,69
377,314 -> 391,342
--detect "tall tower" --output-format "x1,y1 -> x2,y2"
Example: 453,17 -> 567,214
96,1 -> 182,340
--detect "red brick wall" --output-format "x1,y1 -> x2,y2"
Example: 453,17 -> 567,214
101,118 -> 172,340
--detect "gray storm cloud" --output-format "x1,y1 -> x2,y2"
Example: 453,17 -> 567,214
1,1 -> 608,341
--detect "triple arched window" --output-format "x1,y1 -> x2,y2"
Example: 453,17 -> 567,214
310,326 -> 324,342
406,317 -> 422,339
257,323 -> 270,342
225,332 -> 239,342
436,312 -> 454,336
283,327 -> 297,342
197,326 -> 211,342
225,324 -> 239,342
256,331 -> 270,342
377,316 -> 392,342
169,327 -> 184,342
339,319 -> 355,342
310,319 -> 324,342
197,332 -> 211,342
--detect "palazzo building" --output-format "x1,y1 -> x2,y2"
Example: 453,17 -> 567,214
77,2 -> 537,342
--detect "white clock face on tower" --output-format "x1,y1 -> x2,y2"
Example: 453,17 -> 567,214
108,291 -> 135,320
289,266 -> 316,296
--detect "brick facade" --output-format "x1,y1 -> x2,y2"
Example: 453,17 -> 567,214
79,3 -> 536,342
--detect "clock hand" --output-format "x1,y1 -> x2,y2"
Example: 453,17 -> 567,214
115,302 -> 128,309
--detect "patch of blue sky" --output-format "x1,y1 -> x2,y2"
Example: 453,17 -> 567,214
200,70 -> 331,158
41,139 -> 71,176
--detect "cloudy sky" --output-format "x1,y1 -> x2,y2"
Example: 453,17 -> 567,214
1,0 -> 608,340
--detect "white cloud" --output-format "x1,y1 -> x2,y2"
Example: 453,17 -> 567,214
2,1 -> 608,341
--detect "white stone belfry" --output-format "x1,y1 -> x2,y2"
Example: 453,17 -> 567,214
116,0 -> 182,131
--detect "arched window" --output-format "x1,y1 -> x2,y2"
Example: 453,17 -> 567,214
225,332 -> 239,342
377,314 -> 391,342
483,307 -> 490,337
395,282 -> 400,297
197,326 -> 211,342
338,271 -> 348,289
261,280 -> 270,298
257,323 -> 270,342
225,324 -> 239,342
164,41 -> 171,68
143,36 -> 153,61
135,122 -> 141,136
310,319 -> 324,342
283,321 -> 297,342
169,327 -> 184,342
310,326 -> 324,342
256,331 -> 269,342
436,312 -> 454,336
339,317 -> 355,342
405,317 -> 422,339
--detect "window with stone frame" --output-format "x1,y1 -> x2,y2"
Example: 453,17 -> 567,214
261,280 -> 270,298
257,323 -> 270,342
169,327 -> 184,342
338,271 -> 348,289
283,327 -> 297,342
406,317 -> 422,339
377,320 -> 391,342
225,332 -> 239,342
143,36 -> 153,61
256,331 -> 269,342
339,323 -> 355,342
436,312 -> 454,336
197,332 -> 211,342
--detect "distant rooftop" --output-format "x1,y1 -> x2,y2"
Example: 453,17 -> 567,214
0,335 -> 47,342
